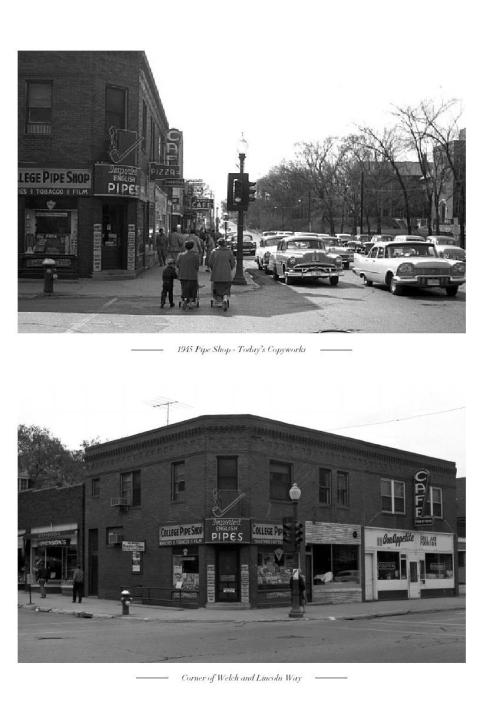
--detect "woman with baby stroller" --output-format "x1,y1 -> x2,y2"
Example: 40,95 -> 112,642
176,240 -> 200,310
208,238 -> 235,311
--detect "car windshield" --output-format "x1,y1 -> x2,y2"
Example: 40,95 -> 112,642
262,237 -> 281,247
442,248 -> 465,260
322,238 -> 340,246
287,239 -> 325,250
387,244 -> 437,258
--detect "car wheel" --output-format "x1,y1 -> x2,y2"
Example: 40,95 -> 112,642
389,276 -> 403,296
445,285 -> 458,297
284,269 -> 291,285
363,275 -> 373,287
329,276 -> 339,286
272,267 -> 279,281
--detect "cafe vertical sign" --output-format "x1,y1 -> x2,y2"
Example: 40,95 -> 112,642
414,469 -> 433,527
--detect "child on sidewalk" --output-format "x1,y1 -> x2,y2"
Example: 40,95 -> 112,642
161,258 -> 177,308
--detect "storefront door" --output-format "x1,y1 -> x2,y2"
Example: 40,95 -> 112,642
102,203 -> 126,269
364,553 -> 374,601
216,547 -> 240,602
88,529 -> 98,596
409,560 -> 421,598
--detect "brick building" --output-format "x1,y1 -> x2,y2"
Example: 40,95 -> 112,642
456,476 -> 466,592
18,484 -> 85,594
18,51 -> 182,278
83,414 -> 459,608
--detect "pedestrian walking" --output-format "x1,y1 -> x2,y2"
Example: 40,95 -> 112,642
176,240 -> 200,310
208,237 -> 235,310
161,258 -> 177,308
204,231 -> 215,271
155,228 -> 168,266
289,568 -> 306,613
166,228 -> 185,261
37,562 -> 49,598
189,229 -> 204,265
72,564 -> 84,603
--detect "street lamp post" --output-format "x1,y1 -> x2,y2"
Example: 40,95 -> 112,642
288,482 -> 303,619
233,133 -> 248,286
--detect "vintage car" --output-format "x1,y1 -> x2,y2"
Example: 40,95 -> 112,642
426,235 -> 456,246
435,244 -> 466,262
352,240 -> 466,296
270,235 -> 343,285
230,233 -> 256,257
255,231 -> 291,272
393,234 -> 426,242
318,235 -> 354,269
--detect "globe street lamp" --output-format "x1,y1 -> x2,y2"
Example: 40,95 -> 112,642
288,482 -> 303,619
233,133 -> 248,285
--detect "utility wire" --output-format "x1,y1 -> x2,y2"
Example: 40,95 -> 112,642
332,406 -> 465,431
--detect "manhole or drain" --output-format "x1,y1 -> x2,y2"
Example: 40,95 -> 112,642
317,329 -> 358,333
38,637 -> 64,640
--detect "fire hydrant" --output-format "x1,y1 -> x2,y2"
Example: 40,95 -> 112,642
120,589 -> 132,615
42,258 -> 57,295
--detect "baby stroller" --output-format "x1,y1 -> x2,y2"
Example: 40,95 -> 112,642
210,281 -> 231,311
178,280 -> 200,311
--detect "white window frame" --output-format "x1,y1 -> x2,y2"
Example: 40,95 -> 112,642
426,486 -> 443,518
381,478 -> 406,514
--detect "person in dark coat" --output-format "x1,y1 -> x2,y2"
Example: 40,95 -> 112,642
155,228 -> 168,266
166,229 -> 185,261
37,563 -> 50,598
176,240 -> 200,309
208,238 -> 235,309
289,568 -> 306,613
161,258 -> 177,308
72,564 -> 84,603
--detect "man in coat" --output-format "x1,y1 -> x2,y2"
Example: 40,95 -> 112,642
155,228 -> 168,266
208,238 -> 236,310
176,240 -> 200,309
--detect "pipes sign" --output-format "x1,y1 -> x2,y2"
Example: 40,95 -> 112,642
414,469 -> 433,526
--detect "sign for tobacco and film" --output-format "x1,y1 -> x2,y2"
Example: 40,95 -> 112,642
192,198 -> 213,210
149,163 -> 182,180
159,522 -> 204,545
18,168 -> 92,195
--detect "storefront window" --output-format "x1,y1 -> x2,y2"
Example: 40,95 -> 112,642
28,212 -> 72,254
377,551 -> 401,580
424,553 -> 453,579
313,544 -> 359,584
172,548 -> 199,595
32,544 -> 78,581
257,548 -> 294,587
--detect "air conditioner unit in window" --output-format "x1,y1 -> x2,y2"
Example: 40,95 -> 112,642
110,496 -> 130,507
108,533 -> 123,546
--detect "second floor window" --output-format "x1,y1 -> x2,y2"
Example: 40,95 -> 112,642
217,456 -> 238,491
381,478 -> 405,514
91,478 -> 100,497
318,468 -> 331,504
269,461 -> 291,501
120,470 -> 141,506
171,461 -> 185,501
105,85 -> 127,133
26,81 -> 52,134
425,486 -> 443,518
337,471 -> 349,506
141,100 -> 147,151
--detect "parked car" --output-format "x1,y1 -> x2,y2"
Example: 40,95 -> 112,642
318,235 -> 354,269
352,240 -> 466,296
270,235 -> 343,285
230,234 -> 256,257
255,232 -> 291,272
334,570 -> 359,583
435,244 -> 466,262
393,234 -> 426,242
426,235 -> 456,246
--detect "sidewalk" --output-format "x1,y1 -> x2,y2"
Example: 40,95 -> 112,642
18,591 -> 465,623
18,263 -> 258,300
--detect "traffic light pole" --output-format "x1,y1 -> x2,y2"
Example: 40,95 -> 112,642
232,152 -> 247,286
289,498 -> 303,619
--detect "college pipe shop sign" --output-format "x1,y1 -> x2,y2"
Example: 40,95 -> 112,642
159,520 -> 284,545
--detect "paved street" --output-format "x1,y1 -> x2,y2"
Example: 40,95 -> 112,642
18,258 -> 465,334
18,607 -> 464,663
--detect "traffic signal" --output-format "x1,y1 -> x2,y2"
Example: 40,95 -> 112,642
226,173 -> 243,211
295,521 -> 304,546
247,180 -> 257,204
282,517 -> 295,547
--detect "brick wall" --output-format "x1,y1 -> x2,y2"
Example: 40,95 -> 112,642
18,484 -> 84,530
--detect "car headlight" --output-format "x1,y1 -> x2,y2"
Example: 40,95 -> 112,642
452,262 -> 466,276
288,257 -> 296,266
397,262 -> 415,277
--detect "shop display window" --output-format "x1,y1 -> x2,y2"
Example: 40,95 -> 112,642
377,551 -> 401,580
257,548 -> 294,587
27,212 -> 72,255
32,545 -> 78,581
424,553 -> 453,579
173,548 -> 199,595
313,544 -> 359,585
